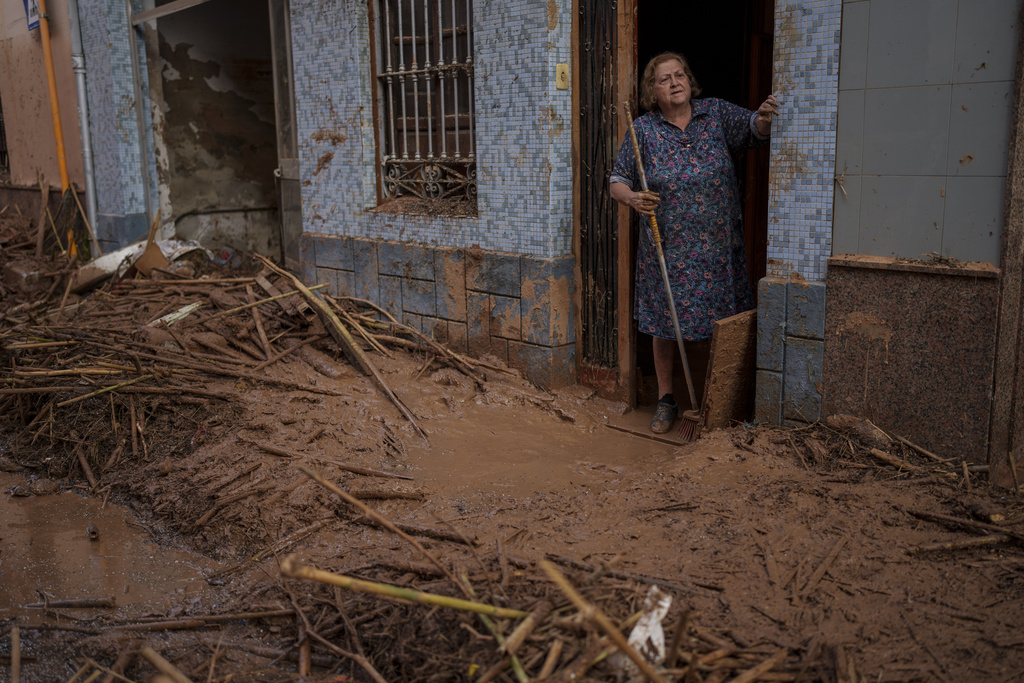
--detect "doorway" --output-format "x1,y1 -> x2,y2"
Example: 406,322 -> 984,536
632,0 -> 773,406
575,0 -> 772,405
148,0 -> 281,257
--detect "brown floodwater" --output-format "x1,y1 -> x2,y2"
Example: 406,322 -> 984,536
0,473 -> 218,620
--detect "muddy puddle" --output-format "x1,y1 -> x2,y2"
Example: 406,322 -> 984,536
406,401 -> 673,497
0,473 -> 218,621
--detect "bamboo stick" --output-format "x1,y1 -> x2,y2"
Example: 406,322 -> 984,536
280,556 -> 528,619
255,255 -> 427,441
100,641 -> 139,683
908,535 -> 1011,554
56,375 -> 153,407
724,650 -> 787,683
868,448 -> 924,472
894,435 -> 945,462
540,560 -> 669,683
246,285 -> 273,359
190,284 -> 326,327
10,625 -> 19,683
501,600 -> 552,654
24,597 -> 115,608
252,335 -> 326,372
311,457 -> 414,480
351,515 -> 472,544
63,337 -> 346,396
139,646 -> 193,683
800,536 -> 848,599
907,509 -> 1024,544
298,465 -> 458,584
538,638 -> 564,678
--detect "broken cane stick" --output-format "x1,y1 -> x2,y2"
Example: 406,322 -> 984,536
280,556 -> 528,619
254,254 -> 428,442
540,560 -> 669,683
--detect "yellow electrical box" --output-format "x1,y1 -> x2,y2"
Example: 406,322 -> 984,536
556,63 -> 569,90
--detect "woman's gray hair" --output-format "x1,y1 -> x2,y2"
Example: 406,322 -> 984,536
639,52 -> 702,112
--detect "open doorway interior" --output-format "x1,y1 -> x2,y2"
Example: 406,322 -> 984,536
155,0 -> 280,258
632,0 -> 773,407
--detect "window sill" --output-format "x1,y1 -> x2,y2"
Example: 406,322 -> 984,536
371,196 -> 478,218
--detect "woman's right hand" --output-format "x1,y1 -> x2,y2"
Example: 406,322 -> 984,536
631,190 -> 661,216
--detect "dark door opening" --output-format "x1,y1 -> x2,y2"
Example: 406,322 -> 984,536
631,0 -> 773,406
155,0 -> 281,257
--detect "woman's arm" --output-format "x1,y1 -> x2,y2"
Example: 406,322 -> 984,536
611,181 -> 660,216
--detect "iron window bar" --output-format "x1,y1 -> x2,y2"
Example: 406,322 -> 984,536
377,0 -> 476,202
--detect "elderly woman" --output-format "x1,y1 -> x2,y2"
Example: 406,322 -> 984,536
610,52 -> 779,433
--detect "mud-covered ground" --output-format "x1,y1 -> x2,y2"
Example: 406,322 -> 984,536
1,241 -> 1022,681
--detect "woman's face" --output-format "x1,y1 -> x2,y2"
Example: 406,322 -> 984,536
653,59 -> 691,111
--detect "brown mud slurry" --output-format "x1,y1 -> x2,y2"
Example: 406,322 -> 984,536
0,243 -> 1020,679
2,346 -> 1023,681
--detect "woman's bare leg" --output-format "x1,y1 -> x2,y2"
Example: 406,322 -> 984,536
653,336 -> 676,399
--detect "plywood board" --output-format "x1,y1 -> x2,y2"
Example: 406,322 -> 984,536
700,309 -> 757,431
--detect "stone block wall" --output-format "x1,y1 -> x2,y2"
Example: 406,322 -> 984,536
301,234 -> 575,388
755,278 -> 827,425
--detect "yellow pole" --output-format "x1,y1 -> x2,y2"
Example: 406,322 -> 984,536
37,0 -> 71,192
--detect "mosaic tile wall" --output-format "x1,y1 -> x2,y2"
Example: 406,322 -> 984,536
767,0 -> 841,281
289,0 -> 574,259
78,0 -> 155,248
756,0 -> 841,425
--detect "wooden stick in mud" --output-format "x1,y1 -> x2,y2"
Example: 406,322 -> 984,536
908,534 -> 1012,554
298,465 -> 460,586
101,640 -> 140,683
207,518 -> 334,580
894,435 -> 945,463
546,554 -> 720,597
24,597 -> 115,609
10,625 -> 19,683
501,600 -> 552,655
252,334 -> 327,372
800,535 -> 848,599
190,284 -> 326,327
198,638 -> 336,669
351,516 -> 472,544
907,509 -> 1024,544
540,560 -> 669,683
76,446 -> 99,490
115,609 -> 294,625
66,337 -> 346,396
139,646 -> 193,683
57,374 -> 154,407
280,556 -> 528,619
868,448 -> 924,472
724,650 -> 788,683
255,255 -> 428,442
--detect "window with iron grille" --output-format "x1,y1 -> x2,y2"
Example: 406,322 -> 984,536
373,0 -> 476,212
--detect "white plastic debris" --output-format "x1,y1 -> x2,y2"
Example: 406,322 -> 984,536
613,585 -> 673,678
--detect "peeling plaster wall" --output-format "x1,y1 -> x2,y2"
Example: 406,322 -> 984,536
0,0 -> 84,187
156,0 -> 279,255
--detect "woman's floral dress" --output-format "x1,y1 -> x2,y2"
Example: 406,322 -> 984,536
610,98 -> 767,341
